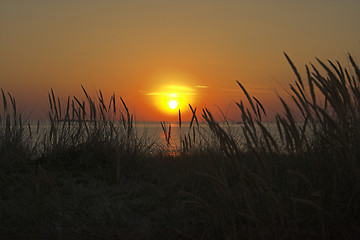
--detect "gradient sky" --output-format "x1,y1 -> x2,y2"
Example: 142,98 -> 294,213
1,0 -> 360,121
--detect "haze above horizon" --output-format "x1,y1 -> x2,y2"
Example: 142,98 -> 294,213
1,0 -> 359,121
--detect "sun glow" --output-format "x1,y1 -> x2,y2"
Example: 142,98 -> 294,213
168,100 -> 178,109
147,85 -> 196,114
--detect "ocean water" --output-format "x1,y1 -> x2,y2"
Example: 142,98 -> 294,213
133,121 -> 282,150
23,121 -> 284,153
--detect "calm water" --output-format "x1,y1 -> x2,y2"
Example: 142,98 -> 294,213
122,121 -> 281,150
24,121 -> 282,152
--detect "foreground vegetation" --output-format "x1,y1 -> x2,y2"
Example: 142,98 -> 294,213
1,53 -> 360,239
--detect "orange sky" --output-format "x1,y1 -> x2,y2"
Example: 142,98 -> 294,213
1,0 -> 360,121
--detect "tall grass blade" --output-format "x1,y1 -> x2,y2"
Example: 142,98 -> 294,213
237,80 -> 257,117
284,52 -> 304,89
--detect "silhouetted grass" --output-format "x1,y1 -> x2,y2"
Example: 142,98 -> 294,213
1,53 -> 360,239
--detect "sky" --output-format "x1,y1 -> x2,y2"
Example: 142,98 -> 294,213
1,0 -> 360,121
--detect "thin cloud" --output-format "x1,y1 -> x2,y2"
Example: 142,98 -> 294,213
145,85 -> 198,96
196,85 -> 209,89
146,92 -> 197,96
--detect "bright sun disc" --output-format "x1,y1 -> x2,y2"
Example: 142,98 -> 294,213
168,100 -> 178,109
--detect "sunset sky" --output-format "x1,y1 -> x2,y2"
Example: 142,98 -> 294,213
1,0 -> 360,121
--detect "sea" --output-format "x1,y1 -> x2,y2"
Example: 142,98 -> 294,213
26,120 -> 281,150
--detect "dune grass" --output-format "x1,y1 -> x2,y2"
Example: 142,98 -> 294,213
1,53 -> 360,239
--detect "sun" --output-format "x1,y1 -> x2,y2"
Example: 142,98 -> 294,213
148,84 -> 195,115
168,100 -> 178,109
